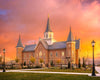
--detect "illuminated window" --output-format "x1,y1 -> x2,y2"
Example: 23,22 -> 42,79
44,53 -> 45,56
44,53 -> 45,58
39,51 -> 42,57
50,34 -> 51,38
62,52 -> 64,56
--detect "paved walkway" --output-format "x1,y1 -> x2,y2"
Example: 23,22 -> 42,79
96,66 -> 100,74
0,67 -> 100,77
0,69 -> 91,75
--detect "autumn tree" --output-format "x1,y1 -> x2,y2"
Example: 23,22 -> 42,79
56,59 -> 61,64
39,58 -> 44,67
30,56 -> 35,67
15,58 -> 19,63
0,56 -> 2,63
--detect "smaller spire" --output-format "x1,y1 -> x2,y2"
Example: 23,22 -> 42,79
48,14 -> 49,18
67,25 -> 74,42
16,35 -> 23,47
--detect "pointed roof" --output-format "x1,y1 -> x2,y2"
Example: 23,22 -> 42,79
67,26 -> 74,42
16,35 -> 23,47
45,15 -> 52,32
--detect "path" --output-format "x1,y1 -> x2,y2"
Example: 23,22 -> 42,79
0,67 -> 100,77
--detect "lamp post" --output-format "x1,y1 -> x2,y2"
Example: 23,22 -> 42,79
3,48 -> 6,72
91,40 -> 96,76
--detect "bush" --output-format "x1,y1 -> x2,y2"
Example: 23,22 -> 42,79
34,65 -> 41,68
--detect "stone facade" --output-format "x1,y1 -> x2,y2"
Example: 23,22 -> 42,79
16,16 -> 80,67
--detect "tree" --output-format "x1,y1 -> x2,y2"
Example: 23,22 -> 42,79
24,62 -> 26,66
0,56 -> 2,62
78,58 -> 81,68
68,61 -> 70,69
30,56 -> 35,67
56,59 -> 61,64
15,58 -> 19,63
82,57 -> 86,68
39,58 -> 44,67
50,60 -> 54,67
30,56 -> 35,64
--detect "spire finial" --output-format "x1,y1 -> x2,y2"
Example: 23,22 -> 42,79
48,14 -> 49,18
16,34 -> 23,47
44,15 -> 52,32
70,25 -> 71,32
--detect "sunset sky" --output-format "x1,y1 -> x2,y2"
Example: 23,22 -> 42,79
0,0 -> 100,61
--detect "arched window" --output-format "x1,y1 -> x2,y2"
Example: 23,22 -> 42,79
46,34 -> 48,38
49,34 -> 51,38
39,51 -> 42,57
56,52 -> 58,57
62,52 -> 64,56
50,52 -> 52,56
44,53 -> 45,58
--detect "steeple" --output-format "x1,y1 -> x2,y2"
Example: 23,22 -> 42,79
67,26 -> 74,42
45,15 -> 52,32
16,35 -> 23,47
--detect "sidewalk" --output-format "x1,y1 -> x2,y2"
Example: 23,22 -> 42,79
0,66 -> 100,77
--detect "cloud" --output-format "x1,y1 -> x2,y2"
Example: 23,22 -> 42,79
0,0 -> 100,59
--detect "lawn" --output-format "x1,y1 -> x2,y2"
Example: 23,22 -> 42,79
27,68 -> 98,73
0,72 -> 100,80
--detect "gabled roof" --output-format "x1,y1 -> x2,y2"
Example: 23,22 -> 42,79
23,44 -> 36,52
48,41 -> 66,50
40,39 -> 48,49
16,35 -> 23,47
45,16 -> 52,32
67,27 -> 74,42
22,39 -> 80,52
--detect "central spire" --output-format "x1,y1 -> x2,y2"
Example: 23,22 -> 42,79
45,15 -> 52,32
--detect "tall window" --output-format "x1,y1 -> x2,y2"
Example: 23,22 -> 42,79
56,52 -> 58,57
69,44 -> 71,47
50,52 -> 52,56
44,53 -> 45,58
46,34 -> 48,38
62,52 -> 64,56
39,51 -> 42,57
49,34 -> 51,38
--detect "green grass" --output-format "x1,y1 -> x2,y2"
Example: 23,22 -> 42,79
27,68 -> 97,73
0,72 -> 100,80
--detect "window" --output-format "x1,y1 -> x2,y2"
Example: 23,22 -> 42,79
49,34 -> 51,38
39,51 -> 42,57
72,51 -> 74,54
56,52 -> 58,57
36,53 -> 38,57
69,44 -> 71,47
62,52 -> 64,56
46,34 -> 48,38
50,52 -> 52,56
29,54 -> 31,59
44,53 -> 45,58
33,53 -> 34,57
